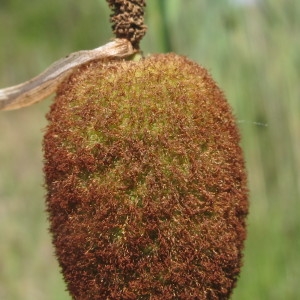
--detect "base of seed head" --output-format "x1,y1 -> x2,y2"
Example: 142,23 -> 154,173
44,53 -> 248,299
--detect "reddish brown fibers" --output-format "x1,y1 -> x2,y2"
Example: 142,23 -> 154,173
43,54 -> 248,299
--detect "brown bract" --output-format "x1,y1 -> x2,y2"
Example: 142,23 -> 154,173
106,0 -> 147,48
44,54 -> 248,299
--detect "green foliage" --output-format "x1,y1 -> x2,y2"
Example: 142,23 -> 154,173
0,0 -> 299,299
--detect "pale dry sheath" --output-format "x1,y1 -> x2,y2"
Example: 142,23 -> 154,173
0,39 -> 135,111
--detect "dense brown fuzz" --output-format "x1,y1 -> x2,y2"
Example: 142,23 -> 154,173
106,0 -> 147,49
44,53 -> 248,299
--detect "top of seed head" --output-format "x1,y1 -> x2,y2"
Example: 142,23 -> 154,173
106,0 -> 147,49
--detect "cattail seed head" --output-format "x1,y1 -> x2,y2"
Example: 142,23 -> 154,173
44,53 -> 248,299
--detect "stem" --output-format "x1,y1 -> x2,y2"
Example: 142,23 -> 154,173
0,40 -> 134,111
106,0 -> 147,50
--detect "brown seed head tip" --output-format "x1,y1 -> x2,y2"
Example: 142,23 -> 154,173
44,53 -> 248,299
106,0 -> 147,48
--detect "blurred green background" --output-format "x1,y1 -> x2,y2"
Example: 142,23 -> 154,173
0,0 -> 299,299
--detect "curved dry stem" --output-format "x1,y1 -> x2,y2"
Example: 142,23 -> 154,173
0,39 -> 135,111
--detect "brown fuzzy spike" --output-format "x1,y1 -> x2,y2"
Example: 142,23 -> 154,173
106,0 -> 147,49
44,54 -> 248,299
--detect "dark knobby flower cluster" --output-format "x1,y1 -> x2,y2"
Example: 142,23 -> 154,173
44,54 -> 248,299
106,0 -> 147,49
